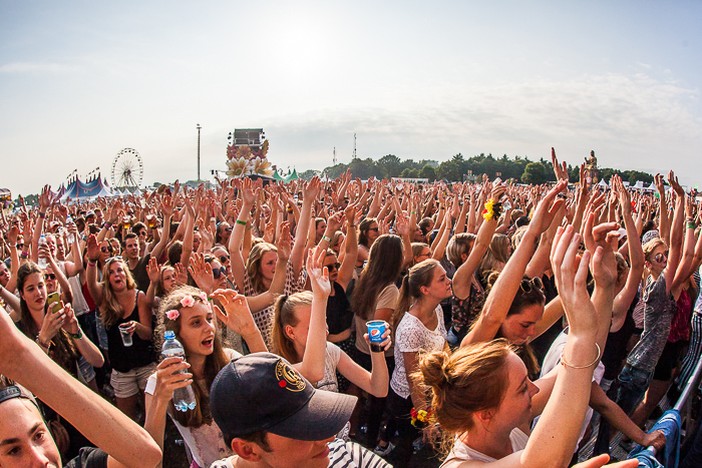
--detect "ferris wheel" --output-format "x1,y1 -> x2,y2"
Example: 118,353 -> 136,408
111,148 -> 144,188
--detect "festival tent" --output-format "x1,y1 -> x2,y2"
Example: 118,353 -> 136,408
60,175 -> 113,201
597,179 -> 608,188
284,169 -> 299,183
273,170 -> 285,181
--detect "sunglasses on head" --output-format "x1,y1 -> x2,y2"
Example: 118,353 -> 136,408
519,277 -> 544,294
324,262 -> 342,272
44,273 -> 56,280
212,266 -> 227,279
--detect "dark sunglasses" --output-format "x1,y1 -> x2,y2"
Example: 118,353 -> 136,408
212,266 -> 227,279
519,277 -> 543,294
653,251 -> 669,264
219,255 -> 230,264
44,273 -> 56,280
101,246 -> 113,253
324,262 -> 341,272
16,243 -> 25,249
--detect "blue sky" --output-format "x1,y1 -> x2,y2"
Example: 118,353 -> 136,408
1,1 -> 701,194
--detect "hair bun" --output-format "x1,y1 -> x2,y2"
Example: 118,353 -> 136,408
419,350 -> 451,389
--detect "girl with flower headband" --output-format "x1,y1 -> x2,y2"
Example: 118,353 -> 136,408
144,285 -> 266,468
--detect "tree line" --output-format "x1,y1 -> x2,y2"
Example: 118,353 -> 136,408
299,153 -> 655,185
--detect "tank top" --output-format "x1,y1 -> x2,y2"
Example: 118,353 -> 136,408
326,282 -> 353,335
106,291 -> 156,372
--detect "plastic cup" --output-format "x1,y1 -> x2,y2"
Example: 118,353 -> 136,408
366,320 -> 387,353
119,323 -> 133,347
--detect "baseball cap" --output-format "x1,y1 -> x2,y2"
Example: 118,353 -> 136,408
210,353 -> 357,443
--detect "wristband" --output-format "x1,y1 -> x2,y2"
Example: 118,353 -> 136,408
103,222 -> 112,229
39,212 -> 46,219
68,329 -> 83,340
321,235 -> 331,243
236,219 -> 247,226
35,335 -> 52,351
87,261 -> 97,267
687,222 -> 696,229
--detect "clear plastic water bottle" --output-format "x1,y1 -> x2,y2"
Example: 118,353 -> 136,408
66,216 -> 76,244
161,331 -> 196,412
37,235 -> 48,268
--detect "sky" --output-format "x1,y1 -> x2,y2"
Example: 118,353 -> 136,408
1,1 -> 702,195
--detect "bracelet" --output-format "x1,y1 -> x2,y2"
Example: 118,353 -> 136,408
482,199 -> 503,221
560,343 -> 601,369
236,219 -> 247,226
87,261 -> 96,267
103,222 -> 112,229
68,329 -> 83,340
39,212 -> 46,219
687,221 -> 696,229
35,335 -> 52,351
321,235 -> 331,243
410,407 -> 433,428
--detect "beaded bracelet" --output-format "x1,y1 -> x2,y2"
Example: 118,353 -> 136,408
560,343 -> 601,369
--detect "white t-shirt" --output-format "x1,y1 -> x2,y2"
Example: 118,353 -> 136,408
145,348 -> 241,468
316,342 -> 342,393
442,429 -> 529,465
535,328 -> 605,450
391,305 -> 447,399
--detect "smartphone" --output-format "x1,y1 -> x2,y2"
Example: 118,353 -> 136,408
46,291 -> 62,314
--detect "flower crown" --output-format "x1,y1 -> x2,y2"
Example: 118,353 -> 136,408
165,292 -> 209,321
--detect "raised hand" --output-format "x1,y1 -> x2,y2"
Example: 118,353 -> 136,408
307,246 -> 331,298
86,235 -> 100,262
146,257 -> 161,286
187,252 -> 215,294
275,221 -> 292,261
528,179 -> 567,235
551,147 -> 570,181
38,304 -> 67,345
210,289 -> 259,337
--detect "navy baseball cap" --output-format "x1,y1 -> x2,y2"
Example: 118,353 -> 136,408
210,353 -> 356,442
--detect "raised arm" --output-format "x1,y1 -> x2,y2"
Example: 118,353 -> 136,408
294,247 -> 331,383
462,180 -> 566,346
0,301 -> 162,468
85,235 -> 105,306
291,177 -> 321,278
229,178 -> 258,291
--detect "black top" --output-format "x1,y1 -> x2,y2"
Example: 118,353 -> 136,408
602,291 -> 640,380
326,282 -> 354,334
65,447 -> 108,468
129,254 -> 151,292
106,292 -> 156,372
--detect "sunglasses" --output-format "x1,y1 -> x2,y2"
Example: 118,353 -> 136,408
653,251 -> 669,264
324,262 -> 341,272
219,255 -> 230,264
44,273 -> 56,280
519,277 -> 544,294
367,227 -> 379,232
212,266 -> 227,279
100,246 -> 113,253
16,243 -> 24,249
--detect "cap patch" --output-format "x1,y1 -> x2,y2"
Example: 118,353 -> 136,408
275,360 -> 306,392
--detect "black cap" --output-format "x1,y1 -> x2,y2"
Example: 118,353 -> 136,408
210,353 -> 356,442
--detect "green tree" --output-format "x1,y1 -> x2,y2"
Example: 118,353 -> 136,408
377,154 -> 403,178
521,162 -> 549,184
419,165 -> 436,181
400,168 -> 419,178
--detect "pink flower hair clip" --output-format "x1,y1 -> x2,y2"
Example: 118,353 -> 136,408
180,296 -> 196,308
166,309 -> 180,321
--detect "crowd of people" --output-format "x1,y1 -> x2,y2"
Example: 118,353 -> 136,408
2,150 -> 702,468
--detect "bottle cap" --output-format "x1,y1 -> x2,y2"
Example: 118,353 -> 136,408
164,330 -> 175,340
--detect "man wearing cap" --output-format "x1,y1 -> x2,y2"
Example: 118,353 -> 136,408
210,352 -> 391,468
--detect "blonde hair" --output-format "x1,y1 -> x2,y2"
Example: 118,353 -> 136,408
446,233 -> 475,268
272,291 -> 313,363
246,242 -> 278,294
100,257 -> 137,328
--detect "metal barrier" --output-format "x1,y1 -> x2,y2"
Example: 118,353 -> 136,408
635,353 -> 702,460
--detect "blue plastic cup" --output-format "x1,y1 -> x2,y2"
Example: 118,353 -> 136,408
366,320 -> 387,353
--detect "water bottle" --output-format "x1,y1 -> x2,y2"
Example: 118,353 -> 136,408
161,331 -> 197,412
38,235 -> 48,268
66,216 -> 76,244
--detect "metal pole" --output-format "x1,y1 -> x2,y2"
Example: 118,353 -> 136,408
196,124 -> 202,181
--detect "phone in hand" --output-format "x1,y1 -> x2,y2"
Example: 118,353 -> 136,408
46,291 -> 62,314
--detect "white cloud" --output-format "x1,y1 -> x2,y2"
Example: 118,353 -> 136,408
0,61 -> 79,74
